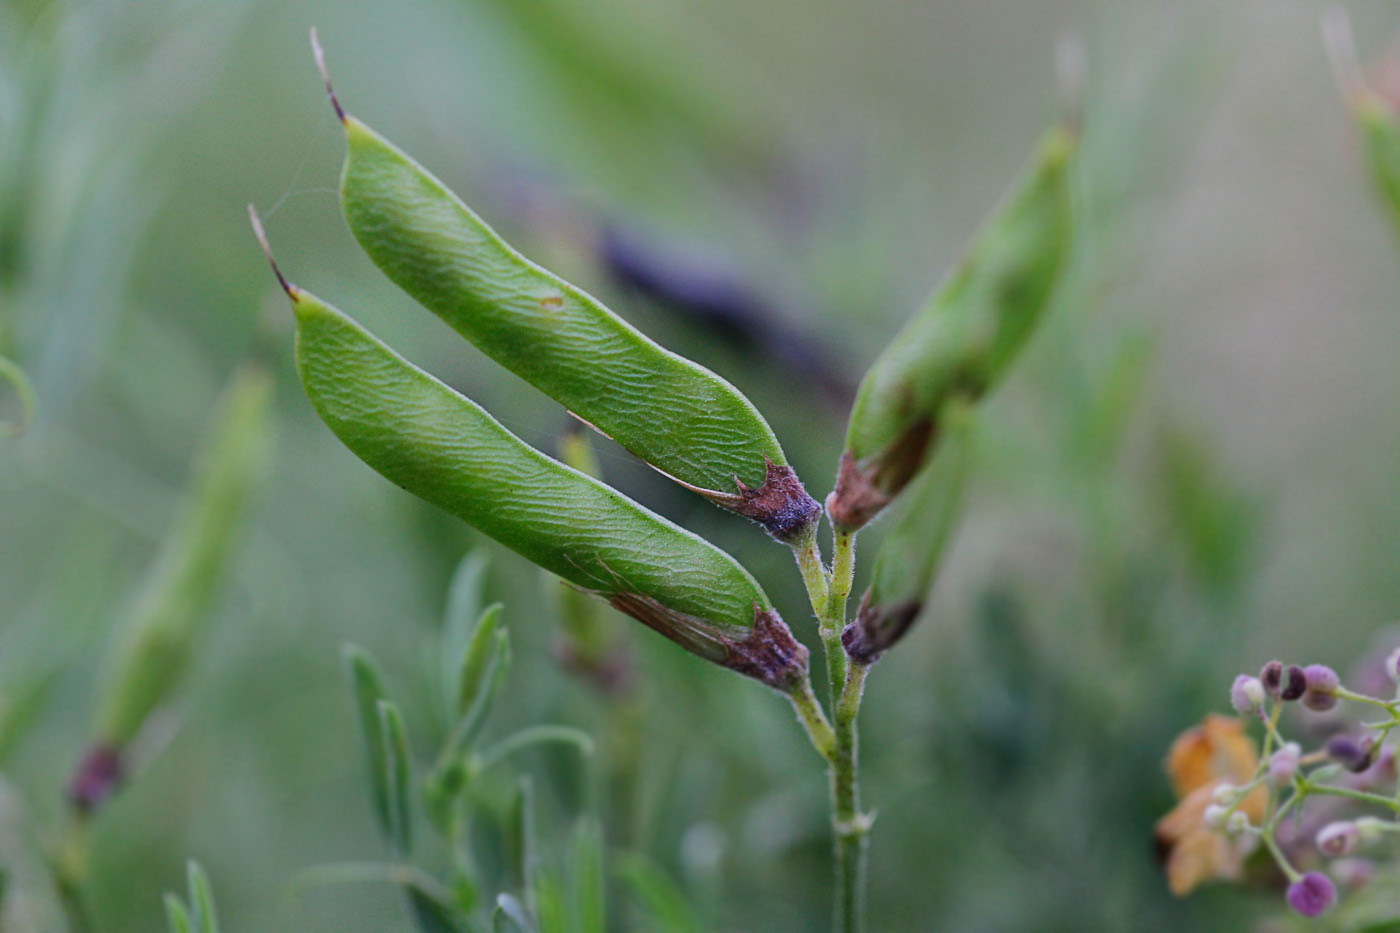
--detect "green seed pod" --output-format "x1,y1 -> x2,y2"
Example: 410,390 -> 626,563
1324,9 -> 1400,234
828,121 -> 1076,530
842,405 -> 974,663
269,250 -> 806,691
310,35 -> 818,545
89,363 -> 273,756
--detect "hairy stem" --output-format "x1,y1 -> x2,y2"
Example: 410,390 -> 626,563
790,525 -> 868,932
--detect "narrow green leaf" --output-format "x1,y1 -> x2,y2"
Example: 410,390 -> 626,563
614,853 -> 703,933
333,109 -> 819,542
164,895 -> 192,933
534,870 -> 568,933
844,404 -> 975,663
830,120 -> 1075,530
96,363 -> 273,748
455,604 -> 502,718
288,288 -> 806,691
446,626 -> 510,761
186,861 -> 219,933
442,552 -> 490,710
343,644 -> 393,841
377,700 -> 414,856
504,777 -> 536,907
569,821 -> 605,933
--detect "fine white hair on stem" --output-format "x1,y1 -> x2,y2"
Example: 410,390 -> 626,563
1321,6 -> 1367,103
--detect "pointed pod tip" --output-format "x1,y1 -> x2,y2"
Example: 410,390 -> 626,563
1054,32 -> 1087,137
309,27 -> 346,123
247,204 -> 298,301
1321,7 -> 1371,108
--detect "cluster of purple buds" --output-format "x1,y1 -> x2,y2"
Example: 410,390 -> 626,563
1242,660 -> 1340,714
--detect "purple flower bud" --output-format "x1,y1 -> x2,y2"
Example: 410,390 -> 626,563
1270,742 -> 1301,786
1316,821 -> 1360,857
1286,872 -> 1337,917
1327,735 -> 1377,773
1281,665 -> 1307,701
1302,664 -> 1341,712
1261,660 -> 1285,697
1230,675 -> 1265,715
1386,648 -> 1400,684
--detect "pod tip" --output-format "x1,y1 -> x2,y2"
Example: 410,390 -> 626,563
309,27 -> 346,123
248,204 -> 296,299
1055,32 -> 1087,134
1321,6 -> 1369,106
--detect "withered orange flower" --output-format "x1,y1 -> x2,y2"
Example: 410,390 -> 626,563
1155,713 -> 1268,896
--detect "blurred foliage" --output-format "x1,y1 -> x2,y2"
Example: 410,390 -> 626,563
2,0 -> 1399,930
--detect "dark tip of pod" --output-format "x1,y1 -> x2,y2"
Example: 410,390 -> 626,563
248,205 -> 298,300
726,459 -> 822,545
841,591 -> 921,664
309,27 -> 346,123
67,744 -> 125,813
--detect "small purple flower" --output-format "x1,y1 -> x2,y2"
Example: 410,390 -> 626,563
1302,664 -> 1340,712
1281,665 -> 1308,701
1316,821 -> 1360,857
1327,735 -> 1377,773
1261,660 -> 1285,697
1270,742 -> 1301,786
1230,675 -> 1265,715
1287,872 -> 1337,917
1387,647 -> 1400,684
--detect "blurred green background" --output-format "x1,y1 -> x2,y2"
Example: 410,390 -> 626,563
4,0 -> 1400,929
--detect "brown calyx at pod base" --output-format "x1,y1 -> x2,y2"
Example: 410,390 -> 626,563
608,591 -> 809,692
719,458 -> 822,545
826,420 -> 935,531
841,591 -> 921,664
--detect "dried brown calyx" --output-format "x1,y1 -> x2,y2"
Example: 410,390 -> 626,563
841,591 -> 921,664
609,592 -> 809,691
826,419 -> 936,531
706,458 -> 821,545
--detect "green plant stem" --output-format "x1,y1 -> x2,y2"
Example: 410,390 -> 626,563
832,660 -> 870,933
827,530 -> 857,621
795,534 -> 830,622
814,529 -> 866,933
789,678 -> 836,758
1300,782 -> 1400,813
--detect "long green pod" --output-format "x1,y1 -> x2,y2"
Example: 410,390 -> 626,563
270,255 -> 805,690
1324,9 -> 1400,236
73,362 -> 273,808
828,120 -> 1076,530
311,38 -> 818,544
842,405 -> 974,663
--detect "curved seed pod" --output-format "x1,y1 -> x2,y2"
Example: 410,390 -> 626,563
828,120 -> 1076,530
311,36 -> 818,545
279,272 -> 806,691
77,362 -> 273,806
842,405 -> 974,664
